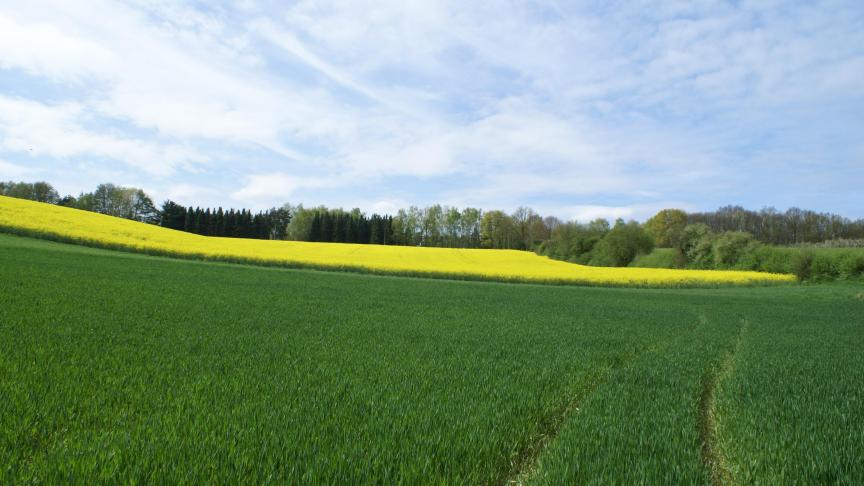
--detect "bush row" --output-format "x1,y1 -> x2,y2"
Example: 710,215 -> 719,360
661,224 -> 864,282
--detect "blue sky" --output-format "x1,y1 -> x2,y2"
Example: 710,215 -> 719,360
0,0 -> 862,221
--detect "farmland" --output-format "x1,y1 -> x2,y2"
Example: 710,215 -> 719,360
1,234 -> 862,483
0,196 -> 794,286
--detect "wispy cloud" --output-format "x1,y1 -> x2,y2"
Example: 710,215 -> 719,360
0,96 -> 206,176
0,0 -> 861,217
0,159 -> 39,179
232,172 -> 338,204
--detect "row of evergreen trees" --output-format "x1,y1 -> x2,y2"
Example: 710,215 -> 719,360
306,210 -> 394,244
159,201 -> 291,240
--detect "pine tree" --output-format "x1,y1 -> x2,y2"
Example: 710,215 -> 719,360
216,207 -> 225,237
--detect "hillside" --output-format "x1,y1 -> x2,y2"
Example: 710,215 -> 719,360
0,196 -> 793,286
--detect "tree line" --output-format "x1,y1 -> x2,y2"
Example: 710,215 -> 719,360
687,205 -> 864,245
160,201 -> 291,240
1,180 -> 160,223
286,207 -> 394,244
537,218 -> 656,267
0,181 -> 290,240
3,180 -> 863,256
640,209 -> 864,281
283,205 -> 562,249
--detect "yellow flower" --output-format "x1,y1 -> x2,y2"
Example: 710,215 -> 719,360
0,196 -> 795,286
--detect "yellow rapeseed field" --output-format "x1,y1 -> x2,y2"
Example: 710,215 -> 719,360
0,196 -> 795,286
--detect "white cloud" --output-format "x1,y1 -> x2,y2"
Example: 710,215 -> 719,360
0,13 -> 116,82
231,172 -> 336,205
0,1 -> 359,155
566,205 -> 635,222
0,0 -> 861,217
369,198 -> 410,215
253,20 -> 387,108
0,159 -> 39,179
0,96 -> 206,176
157,183 -> 222,207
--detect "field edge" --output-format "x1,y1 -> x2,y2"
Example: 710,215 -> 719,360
0,226 -> 796,290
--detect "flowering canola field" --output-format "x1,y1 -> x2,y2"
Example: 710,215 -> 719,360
0,196 -> 794,286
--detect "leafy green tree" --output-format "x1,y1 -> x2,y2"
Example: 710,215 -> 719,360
80,183 -> 159,224
713,231 -> 760,268
590,220 -> 654,267
512,207 -> 548,250
287,205 -> 317,241
422,205 -> 443,246
131,190 -> 159,224
443,207 -> 462,247
0,181 -> 60,203
268,204 -> 293,240
645,209 -> 688,247
539,218 -> 609,263
391,207 -> 421,245
57,195 -> 77,207
390,209 -> 409,245
677,223 -> 715,268
480,210 -> 518,249
459,207 -> 482,248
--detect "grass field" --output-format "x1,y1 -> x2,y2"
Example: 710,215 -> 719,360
1,234 -> 861,483
0,196 -> 793,286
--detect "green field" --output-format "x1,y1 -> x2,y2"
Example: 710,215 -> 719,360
1,234 -> 862,483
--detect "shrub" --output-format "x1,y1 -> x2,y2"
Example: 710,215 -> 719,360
714,231 -> 759,268
751,247 -> 793,274
630,248 -> 678,269
586,250 -> 617,267
837,252 -> 864,280
791,251 -> 814,281
591,221 -> 654,267
539,221 -> 608,263
678,224 -> 715,269
811,254 -> 841,282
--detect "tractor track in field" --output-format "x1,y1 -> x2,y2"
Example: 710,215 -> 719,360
698,319 -> 746,486
503,316 -> 708,485
501,359 -> 630,485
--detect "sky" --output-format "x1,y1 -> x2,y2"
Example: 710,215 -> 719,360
0,0 -> 862,221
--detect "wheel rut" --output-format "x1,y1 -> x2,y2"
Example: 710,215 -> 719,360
501,360 -> 627,485
698,319 -> 746,486
503,315 -> 707,485
499,366 -> 616,484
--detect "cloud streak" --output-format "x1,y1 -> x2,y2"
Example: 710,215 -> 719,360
0,0 -> 861,218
